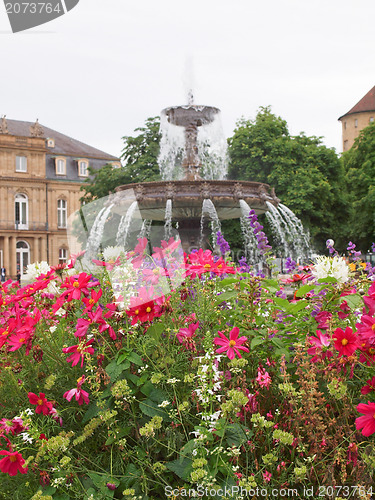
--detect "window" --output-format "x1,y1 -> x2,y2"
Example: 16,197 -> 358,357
78,160 -> 88,177
370,117 -> 374,123
47,138 -> 55,148
355,119 -> 358,128
16,156 -> 27,172
55,157 -> 66,175
59,248 -> 68,264
344,121 -> 347,130
57,199 -> 67,228
15,194 -> 28,230
343,140 -> 349,151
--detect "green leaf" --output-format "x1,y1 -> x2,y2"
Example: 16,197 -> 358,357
342,293 -> 363,310
226,423 -> 247,447
295,284 -> 315,297
216,291 -> 237,303
139,399 -> 170,421
106,360 -> 130,382
262,279 -> 280,292
140,380 -> 154,397
127,352 -> 144,366
166,458 -> 193,481
82,403 -> 99,424
146,322 -> 164,341
317,276 -> 338,284
121,464 -> 142,488
288,300 -> 308,314
251,336 -> 265,348
273,297 -> 291,310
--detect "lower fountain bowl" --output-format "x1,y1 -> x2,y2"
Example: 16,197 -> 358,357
113,180 -> 279,221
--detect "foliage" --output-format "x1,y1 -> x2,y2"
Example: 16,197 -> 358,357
343,123 -> 375,252
1,235 -> 375,498
81,117 -> 161,204
227,107 -> 350,252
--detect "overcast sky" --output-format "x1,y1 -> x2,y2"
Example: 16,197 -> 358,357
0,0 -> 374,159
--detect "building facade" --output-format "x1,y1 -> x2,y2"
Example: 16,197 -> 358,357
0,117 -> 120,280
339,85 -> 375,151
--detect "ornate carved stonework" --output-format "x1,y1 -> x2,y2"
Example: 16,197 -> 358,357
165,182 -> 176,199
0,115 -> 9,134
135,184 -> 145,202
233,182 -> 243,200
200,181 -> 211,199
30,119 -> 44,138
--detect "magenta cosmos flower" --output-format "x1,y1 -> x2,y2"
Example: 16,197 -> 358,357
307,330 -> 333,362
214,327 -> 249,360
332,326 -> 359,357
64,376 -> 90,405
355,401 -> 375,436
62,339 -> 95,368
0,450 -> 28,476
27,392 -> 53,415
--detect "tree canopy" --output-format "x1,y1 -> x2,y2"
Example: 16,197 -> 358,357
81,117 -> 161,203
343,122 -> 375,251
228,107 -> 349,252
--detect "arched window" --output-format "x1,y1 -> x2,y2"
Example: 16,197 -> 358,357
59,248 -> 68,264
57,199 -> 67,228
15,193 -> 28,230
55,157 -> 66,175
16,240 -> 30,276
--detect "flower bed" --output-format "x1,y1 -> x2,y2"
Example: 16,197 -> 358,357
1,233 -> 375,499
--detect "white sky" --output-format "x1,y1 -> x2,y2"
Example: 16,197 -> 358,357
0,0 -> 374,159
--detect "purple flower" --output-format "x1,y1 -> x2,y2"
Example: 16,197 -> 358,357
248,210 -> 272,256
347,241 -> 361,261
216,231 -> 231,256
284,257 -> 296,273
238,256 -> 251,273
106,483 -> 117,491
372,242 -> 375,253
326,239 -> 338,256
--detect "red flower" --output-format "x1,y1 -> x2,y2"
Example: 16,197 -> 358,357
28,392 -> 53,415
356,314 -> 375,342
126,287 -> 164,325
307,330 -> 333,362
355,401 -> 375,436
281,273 -> 311,284
361,376 -> 375,395
92,256 -> 121,271
214,327 -> 249,360
60,273 -> 92,301
186,249 -> 235,279
332,327 -> 359,357
62,339 -> 95,367
363,282 -> 375,315
0,450 -> 28,476
314,311 -> 332,330
338,300 -> 351,319
82,288 -> 103,313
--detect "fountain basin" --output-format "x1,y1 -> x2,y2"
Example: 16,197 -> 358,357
163,105 -> 220,128
114,179 -> 279,221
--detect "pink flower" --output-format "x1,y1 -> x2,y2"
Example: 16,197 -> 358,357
338,300 -> 351,319
363,282 -> 375,315
0,450 -> 28,476
263,470 -> 272,483
333,327 -> 359,357
62,339 -> 95,367
356,314 -> 375,342
314,311 -> 332,330
64,376 -> 90,405
176,322 -> 199,344
214,327 -> 249,360
28,392 -> 53,415
256,367 -> 272,389
92,256 -> 121,271
307,330 -> 333,362
355,401 -> 375,436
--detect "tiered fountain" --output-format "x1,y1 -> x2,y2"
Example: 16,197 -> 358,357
113,99 -> 280,252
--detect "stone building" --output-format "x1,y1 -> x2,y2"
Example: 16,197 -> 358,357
339,85 -> 375,151
0,117 -> 120,280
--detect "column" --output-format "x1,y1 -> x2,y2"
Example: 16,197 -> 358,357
10,236 -> 17,280
34,237 -> 40,263
3,236 -> 9,274
41,237 -> 47,263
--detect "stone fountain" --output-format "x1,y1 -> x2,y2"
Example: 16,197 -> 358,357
113,101 -> 280,251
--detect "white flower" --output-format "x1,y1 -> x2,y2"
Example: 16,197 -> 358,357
103,246 -> 123,262
50,325 -> 57,333
167,378 -> 180,384
25,261 -> 50,280
158,400 -> 170,408
24,408 -> 34,416
21,432 -> 33,443
312,256 -> 350,284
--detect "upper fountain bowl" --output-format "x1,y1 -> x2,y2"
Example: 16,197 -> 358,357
163,105 -> 220,128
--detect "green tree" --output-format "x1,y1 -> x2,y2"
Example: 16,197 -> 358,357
228,107 -> 349,252
81,117 -> 161,203
343,122 -> 375,251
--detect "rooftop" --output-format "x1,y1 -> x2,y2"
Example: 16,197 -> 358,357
1,118 -> 119,160
339,85 -> 375,120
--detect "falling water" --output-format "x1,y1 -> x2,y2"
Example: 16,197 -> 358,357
84,203 -> 114,261
266,202 -> 311,260
239,200 -> 261,264
199,199 -> 222,247
266,202 -> 293,257
158,109 -> 228,181
164,199 -> 173,241
116,201 -> 138,248
138,219 -> 152,240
